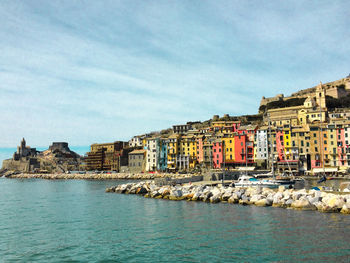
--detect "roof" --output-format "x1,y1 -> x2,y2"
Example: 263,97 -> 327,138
129,149 -> 146,155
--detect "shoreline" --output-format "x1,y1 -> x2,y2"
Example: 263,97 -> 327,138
107,181 -> 350,214
1,172 -> 197,180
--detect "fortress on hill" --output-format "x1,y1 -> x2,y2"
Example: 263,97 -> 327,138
260,75 -> 350,108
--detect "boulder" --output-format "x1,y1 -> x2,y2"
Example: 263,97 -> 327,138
136,187 -> 148,195
255,198 -> 272,207
340,203 -> 350,214
291,198 -> 316,210
323,195 -> 345,210
278,185 -> 286,192
210,194 -> 221,203
228,194 -> 239,204
239,199 -> 250,205
151,190 -> 160,198
250,194 -> 264,204
202,192 -> 213,202
191,192 -> 201,201
285,199 -> 293,207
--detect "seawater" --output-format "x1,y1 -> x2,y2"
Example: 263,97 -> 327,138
0,179 -> 350,262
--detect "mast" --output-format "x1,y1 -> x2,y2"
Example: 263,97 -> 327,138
222,140 -> 225,186
245,138 -> 248,176
318,82 -> 326,177
268,113 -> 275,177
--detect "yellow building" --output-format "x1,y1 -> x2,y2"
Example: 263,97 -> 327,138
166,134 -> 180,171
222,135 -> 235,163
283,128 -> 292,159
327,124 -> 338,167
180,135 -> 197,168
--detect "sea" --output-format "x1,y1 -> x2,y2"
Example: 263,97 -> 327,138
0,178 -> 350,262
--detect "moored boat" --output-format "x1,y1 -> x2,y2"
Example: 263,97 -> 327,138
234,175 -> 280,188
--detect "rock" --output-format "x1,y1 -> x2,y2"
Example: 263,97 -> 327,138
340,203 -> 350,214
255,198 -> 271,207
170,189 -> 183,198
210,194 -> 221,203
136,187 -> 148,195
318,203 -> 339,213
278,185 -> 286,192
105,187 -> 115,193
285,199 -> 293,207
292,192 -> 303,201
191,192 -> 201,201
250,194 -> 264,204
221,188 -> 234,201
239,199 -> 250,205
202,192 -> 213,202
291,198 -> 316,210
228,195 -> 239,204
308,196 -> 322,205
151,190 -> 160,198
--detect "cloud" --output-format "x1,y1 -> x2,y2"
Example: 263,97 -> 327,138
0,0 -> 349,148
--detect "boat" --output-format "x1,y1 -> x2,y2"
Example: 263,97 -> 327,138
234,175 -> 280,188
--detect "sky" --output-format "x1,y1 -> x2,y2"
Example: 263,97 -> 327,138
0,0 -> 349,148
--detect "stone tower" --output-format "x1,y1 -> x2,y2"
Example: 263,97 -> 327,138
315,82 -> 326,109
21,138 -> 26,147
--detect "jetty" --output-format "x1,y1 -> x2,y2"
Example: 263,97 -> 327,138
107,181 -> 350,214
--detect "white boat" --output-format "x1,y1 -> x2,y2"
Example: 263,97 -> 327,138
234,175 -> 280,188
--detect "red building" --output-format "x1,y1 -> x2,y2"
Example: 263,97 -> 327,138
212,140 -> 224,169
234,134 -> 254,166
276,130 -> 285,161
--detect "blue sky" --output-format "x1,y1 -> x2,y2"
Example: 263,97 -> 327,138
0,0 -> 349,148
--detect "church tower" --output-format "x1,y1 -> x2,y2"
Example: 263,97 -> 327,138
315,82 -> 326,109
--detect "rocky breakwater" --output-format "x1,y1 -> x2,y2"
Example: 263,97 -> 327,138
107,182 -> 350,214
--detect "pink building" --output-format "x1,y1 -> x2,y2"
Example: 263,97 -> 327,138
212,140 -> 223,169
196,137 -> 204,163
337,128 -> 347,166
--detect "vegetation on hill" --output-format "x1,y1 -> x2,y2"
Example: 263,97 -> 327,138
259,97 -> 306,112
326,94 -> 350,110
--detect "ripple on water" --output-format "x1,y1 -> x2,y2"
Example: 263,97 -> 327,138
1,178 -> 350,262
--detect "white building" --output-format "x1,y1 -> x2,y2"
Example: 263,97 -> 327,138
129,136 -> 143,148
145,137 -> 160,171
255,129 -> 268,160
